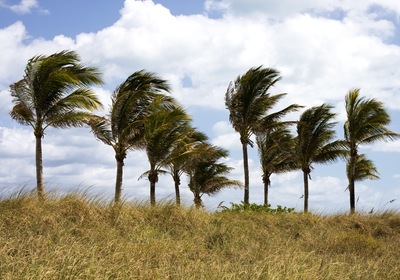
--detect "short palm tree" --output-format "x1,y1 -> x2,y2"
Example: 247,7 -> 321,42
225,65 -> 301,204
163,128 -> 208,206
9,50 -> 103,199
347,154 -> 379,183
185,143 -> 242,209
256,126 -> 296,206
295,104 -> 347,212
88,70 -> 170,203
344,88 -> 399,213
140,96 -> 192,206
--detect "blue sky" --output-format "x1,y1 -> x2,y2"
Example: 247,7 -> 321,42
1,0 -> 400,213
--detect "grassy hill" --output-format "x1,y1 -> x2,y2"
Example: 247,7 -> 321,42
1,193 -> 400,279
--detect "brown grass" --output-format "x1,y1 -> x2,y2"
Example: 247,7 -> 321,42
1,193 -> 399,279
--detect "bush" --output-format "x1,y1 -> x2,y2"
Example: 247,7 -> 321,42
219,201 -> 295,214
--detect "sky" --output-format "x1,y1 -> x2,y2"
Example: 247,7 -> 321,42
1,0 -> 400,213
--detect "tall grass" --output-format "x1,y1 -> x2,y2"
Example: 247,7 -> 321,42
1,192 -> 399,279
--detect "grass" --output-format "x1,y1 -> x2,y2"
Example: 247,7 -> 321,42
1,192 -> 400,279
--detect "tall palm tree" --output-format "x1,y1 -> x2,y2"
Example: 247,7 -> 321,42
140,96 -> 192,206
344,88 -> 399,213
88,70 -> 170,203
225,65 -> 301,204
256,126 -> 296,206
9,50 -> 103,199
295,104 -> 347,212
184,143 -> 242,209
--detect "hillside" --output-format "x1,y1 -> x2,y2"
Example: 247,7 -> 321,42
1,193 -> 400,279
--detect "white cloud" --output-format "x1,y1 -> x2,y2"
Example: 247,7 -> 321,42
1,0 -> 400,212
205,0 -> 334,18
9,0 -> 38,14
211,121 -> 241,150
0,22 -> 30,86
2,0 -> 400,109
205,0 -> 400,20
1,0 -> 49,15
0,127 -> 34,158
364,139 -> 400,153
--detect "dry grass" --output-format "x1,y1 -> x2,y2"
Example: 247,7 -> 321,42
1,192 -> 400,279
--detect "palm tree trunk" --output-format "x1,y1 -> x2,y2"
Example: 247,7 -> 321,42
241,141 -> 250,204
173,169 -> 181,206
114,156 -> 124,203
263,175 -> 270,206
349,181 -> 355,214
303,170 -> 309,213
348,149 -> 357,214
34,132 -> 45,200
148,165 -> 158,206
150,179 -> 156,206
194,192 -> 202,209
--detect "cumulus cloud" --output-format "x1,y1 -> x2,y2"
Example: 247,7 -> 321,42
2,0 -> 400,109
9,0 -> 38,14
367,139 -> 400,152
211,121 -> 241,150
1,0 -> 400,211
1,0 -> 48,14
205,0 -> 400,20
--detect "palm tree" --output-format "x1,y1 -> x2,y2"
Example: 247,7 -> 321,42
184,143 -> 242,209
344,88 -> 399,213
256,126 -> 296,206
9,50 -> 103,199
140,96 -> 192,206
163,128 -> 208,206
88,70 -> 170,203
295,104 -> 347,212
347,154 -> 379,183
225,65 -> 301,204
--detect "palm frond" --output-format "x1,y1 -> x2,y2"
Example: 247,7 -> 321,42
225,66 -> 283,144
9,79 -> 35,126
87,116 -> 114,146
9,50 -> 103,133
347,154 -> 379,182
344,88 -> 399,144
295,103 -> 344,170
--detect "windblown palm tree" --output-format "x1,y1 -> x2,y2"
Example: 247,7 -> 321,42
163,128 -> 208,206
256,127 -> 296,206
295,104 -> 347,212
184,143 -> 242,209
88,70 -> 170,203
140,96 -> 192,206
225,65 -> 301,204
347,154 -> 379,183
344,88 -> 399,213
9,50 -> 103,199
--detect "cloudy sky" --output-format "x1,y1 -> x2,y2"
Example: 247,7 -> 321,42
1,0 -> 400,213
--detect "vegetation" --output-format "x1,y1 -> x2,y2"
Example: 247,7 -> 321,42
344,88 -> 400,213
220,201 -> 295,214
88,70 -> 171,203
256,126 -> 295,206
164,128 -> 208,206
348,153 -> 380,183
294,104 -> 347,212
1,193 -> 400,279
225,65 -> 301,205
9,50 -> 103,199
184,143 -> 242,208
7,51 -> 399,213
140,96 -> 191,206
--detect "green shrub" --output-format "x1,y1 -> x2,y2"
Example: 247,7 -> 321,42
220,201 -> 295,214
